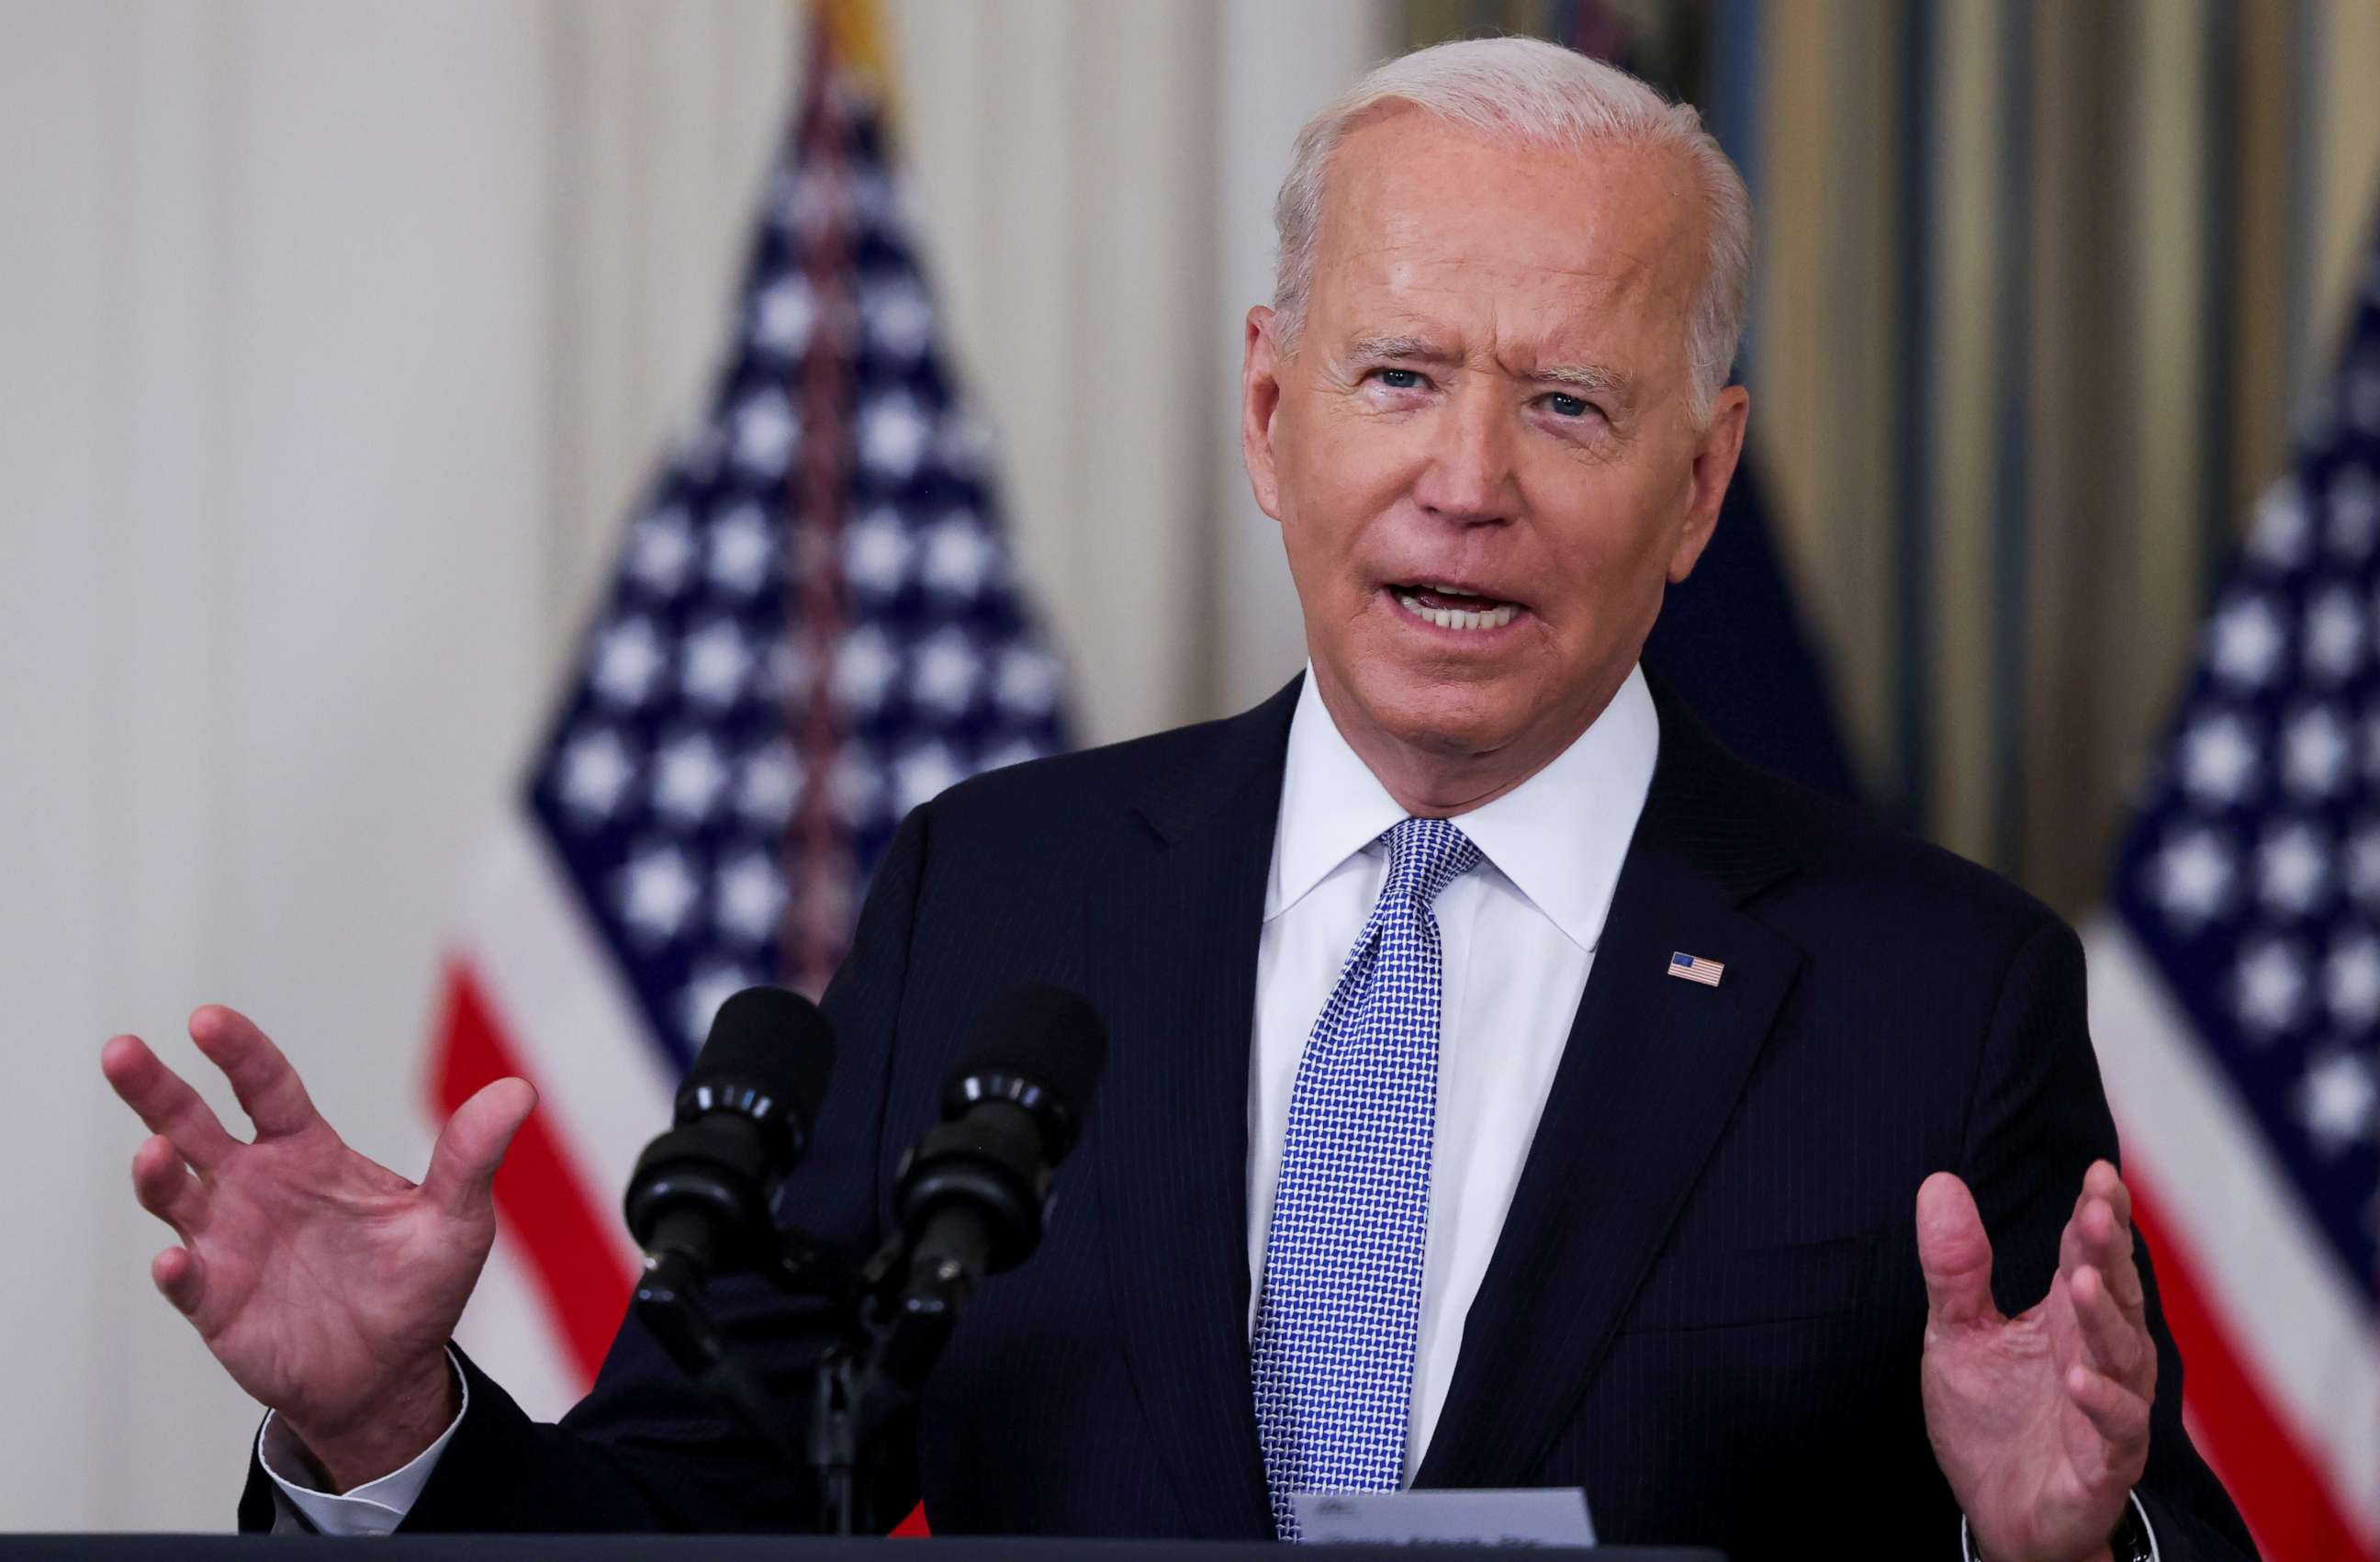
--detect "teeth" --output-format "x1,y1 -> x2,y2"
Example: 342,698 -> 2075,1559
1395,590 -> 1519,632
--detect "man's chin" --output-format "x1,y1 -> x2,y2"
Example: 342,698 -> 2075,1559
1342,669 -> 1534,760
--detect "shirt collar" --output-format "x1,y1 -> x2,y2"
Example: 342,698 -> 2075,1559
1265,664 -> 1661,954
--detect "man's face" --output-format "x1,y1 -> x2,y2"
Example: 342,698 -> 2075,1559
1242,109 -> 1748,781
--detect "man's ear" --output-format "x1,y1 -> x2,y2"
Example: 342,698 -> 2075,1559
1241,306 -> 1285,521
1667,383 -> 1750,583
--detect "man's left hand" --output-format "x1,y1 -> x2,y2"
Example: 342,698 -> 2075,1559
1916,1160 -> 2155,1562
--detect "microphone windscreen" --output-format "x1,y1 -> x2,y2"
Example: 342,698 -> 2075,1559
947,983 -> 1109,1120
691,985 -> 837,1131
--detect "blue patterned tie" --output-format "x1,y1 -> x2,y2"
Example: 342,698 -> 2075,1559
1252,815 -> 1483,1540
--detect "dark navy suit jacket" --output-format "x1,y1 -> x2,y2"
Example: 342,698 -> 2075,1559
242,676 -> 2256,1558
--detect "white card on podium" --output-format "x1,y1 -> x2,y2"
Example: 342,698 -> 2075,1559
1292,1487 -> 1597,1547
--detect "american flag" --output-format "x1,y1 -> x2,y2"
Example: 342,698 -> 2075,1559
422,1 -> 1069,1421
2088,228 -> 2380,1561
1667,950 -> 1724,987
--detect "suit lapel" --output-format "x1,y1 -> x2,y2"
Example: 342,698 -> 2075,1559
1415,687 -> 1807,1489
1086,680 -> 1300,1538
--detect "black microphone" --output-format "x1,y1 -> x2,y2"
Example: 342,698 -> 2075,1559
623,985 -> 836,1285
873,983 -> 1108,1385
624,987 -> 836,1488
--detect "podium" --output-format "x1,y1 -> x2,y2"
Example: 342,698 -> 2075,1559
0,1542 -> 1726,1560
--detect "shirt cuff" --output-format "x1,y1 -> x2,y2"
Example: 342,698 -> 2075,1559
255,1346 -> 468,1537
1959,1492 -> 2159,1561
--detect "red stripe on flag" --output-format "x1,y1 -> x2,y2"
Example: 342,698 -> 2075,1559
427,956 -> 637,1388
2129,1174 -> 2376,1562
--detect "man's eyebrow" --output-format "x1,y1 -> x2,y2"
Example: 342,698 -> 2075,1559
1345,333 -> 1461,365
1534,362 -> 1632,399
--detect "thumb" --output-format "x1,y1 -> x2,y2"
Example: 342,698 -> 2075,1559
1916,1171 -> 2000,1328
421,1077 -> 536,1219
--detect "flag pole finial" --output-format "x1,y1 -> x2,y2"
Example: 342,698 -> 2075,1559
812,0 -> 897,124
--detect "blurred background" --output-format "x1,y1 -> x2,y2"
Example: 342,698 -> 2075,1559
3,0 -> 2375,1549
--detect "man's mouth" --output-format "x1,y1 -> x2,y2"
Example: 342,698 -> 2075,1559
1389,582 -> 1523,632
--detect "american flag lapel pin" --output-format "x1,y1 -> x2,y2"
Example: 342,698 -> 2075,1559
1668,950 -> 1724,987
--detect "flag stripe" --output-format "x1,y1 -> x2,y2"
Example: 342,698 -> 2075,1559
429,957 -> 638,1387
459,814 -> 681,1219
2129,1172 -> 2379,1560
2085,915 -> 2380,1542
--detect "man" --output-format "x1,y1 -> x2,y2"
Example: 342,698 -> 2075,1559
102,39 -> 2254,1560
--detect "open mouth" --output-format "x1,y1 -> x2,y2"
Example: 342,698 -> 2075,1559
1389,582 -> 1523,632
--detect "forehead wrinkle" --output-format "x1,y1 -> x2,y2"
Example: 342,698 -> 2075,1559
1353,229 -> 1648,293
1357,253 -> 1678,344
1318,115 -> 1710,294
1341,157 -> 1694,275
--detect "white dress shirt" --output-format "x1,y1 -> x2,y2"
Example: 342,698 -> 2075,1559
1250,664 -> 1657,1480
270,663 -> 1660,1529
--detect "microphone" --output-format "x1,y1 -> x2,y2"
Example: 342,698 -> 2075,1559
871,983 -> 1108,1386
624,986 -> 836,1488
623,985 -> 836,1285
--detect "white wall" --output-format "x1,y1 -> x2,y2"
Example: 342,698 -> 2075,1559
0,0 -> 1384,1532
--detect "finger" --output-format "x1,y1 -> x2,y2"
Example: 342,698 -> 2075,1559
151,1245 -> 205,1317
2082,1164 -> 2149,1320
2060,1192 -> 2110,1282
2102,1230 -> 2147,1321
1915,1171 -> 2001,1328
2087,1204 -> 2148,1321
131,1134 -> 210,1238
420,1077 -> 536,1219
2062,1186 -> 2148,1324
2069,1263 -> 2147,1386
2065,1360 -> 2151,1457
2083,1159 -> 2134,1228
100,1034 -> 240,1174
187,1004 -> 320,1140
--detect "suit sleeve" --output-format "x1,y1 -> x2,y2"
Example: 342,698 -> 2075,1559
1956,917 -> 2260,1561
239,803 -> 935,1534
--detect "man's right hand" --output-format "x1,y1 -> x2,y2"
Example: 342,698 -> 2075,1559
100,1004 -> 535,1492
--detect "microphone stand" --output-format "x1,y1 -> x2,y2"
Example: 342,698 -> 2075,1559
808,1091 -> 1060,1531
634,1252 -> 813,1477
805,1229 -> 978,1535
634,1221 -> 966,1537
634,1224 -> 903,1534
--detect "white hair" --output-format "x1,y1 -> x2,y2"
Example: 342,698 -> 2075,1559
1271,36 -> 1752,424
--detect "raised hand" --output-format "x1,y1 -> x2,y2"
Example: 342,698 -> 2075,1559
1916,1162 -> 2154,1562
101,1005 -> 535,1489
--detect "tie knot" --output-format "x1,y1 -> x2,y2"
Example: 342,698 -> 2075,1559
1378,816 -> 1483,908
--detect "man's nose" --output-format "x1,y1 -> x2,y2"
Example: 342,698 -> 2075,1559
1412,384 -> 1517,525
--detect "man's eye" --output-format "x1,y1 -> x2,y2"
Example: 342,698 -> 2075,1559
1546,392 -> 1592,419
1375,367 -> 1424,389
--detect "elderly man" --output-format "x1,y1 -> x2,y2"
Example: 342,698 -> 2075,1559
103,38 -> 2251,1561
